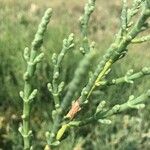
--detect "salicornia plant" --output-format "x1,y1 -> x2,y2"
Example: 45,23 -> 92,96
19,9 -> 52,150
18,0 -> 150,149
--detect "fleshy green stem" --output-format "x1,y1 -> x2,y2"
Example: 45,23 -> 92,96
69,90 -> 150,127
46,0 -> 150,147
54,0 -> 150,142
79,0 -> 96,53
105,67 -> 150,86
80,0 -> 150,104
47,51 -> 95,145
132,35 -> 150,43
19,8 -> 52,150
48,33 -> 74,108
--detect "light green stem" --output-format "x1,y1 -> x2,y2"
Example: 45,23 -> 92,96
69,90 -> 150,127
19,8 -> 52,150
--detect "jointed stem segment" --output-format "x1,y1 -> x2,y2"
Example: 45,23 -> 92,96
19,8 -> 52,150
86,59 -> 113,99
47,51 -> 95,145
46,0 -> 150,145
106,67 -> 150,86
69,90 -> 150,127
48,33 -> 74,108
79,0 -> 96,54
17,0 -> 150,148
81,0 -> 150,104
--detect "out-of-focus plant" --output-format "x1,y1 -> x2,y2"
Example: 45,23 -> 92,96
18,0 -> 150,149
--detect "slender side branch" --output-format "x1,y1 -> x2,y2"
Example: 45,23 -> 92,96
132,35 -> 150,43
46,51 -> 95,146
79,0 -> 96,54
19,8 -> 52,150
121,0 -> 128,36
104,67 -> 150,86
48,33 -> 74,109
127,0 -> 144,22
69,90 -> 150,127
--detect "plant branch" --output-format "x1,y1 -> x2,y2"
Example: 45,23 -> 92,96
48,33 -> 74,109
46,0 -> 150,147
69,90 -> 150,127
19,8 -> 52,150
46,50 -> 95,146
132,35 -> 150,43
79,0 -> 96,54
80,0 -> 150,105
104,67 -> 150,86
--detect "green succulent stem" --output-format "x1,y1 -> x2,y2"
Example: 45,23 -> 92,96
47,51 -> 95,145
104,67 -> 150,86
50,0 -> 150,143
132,35 -> 150,43
45,0 -> 150,147
19,8 -> 52,150
69,90 -> 150,127
80,0 -> 150,104
48,33 -> 74,108
121,0 -> 128,36
79,0 -> 96,53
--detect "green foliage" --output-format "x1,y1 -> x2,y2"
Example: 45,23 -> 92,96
0,0 -> 150,150
19,9 -> 52,150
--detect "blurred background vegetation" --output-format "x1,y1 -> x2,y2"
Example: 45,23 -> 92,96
0,0 -> 150,149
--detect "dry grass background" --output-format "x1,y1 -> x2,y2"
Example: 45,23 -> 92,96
0,0 -> 149,55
